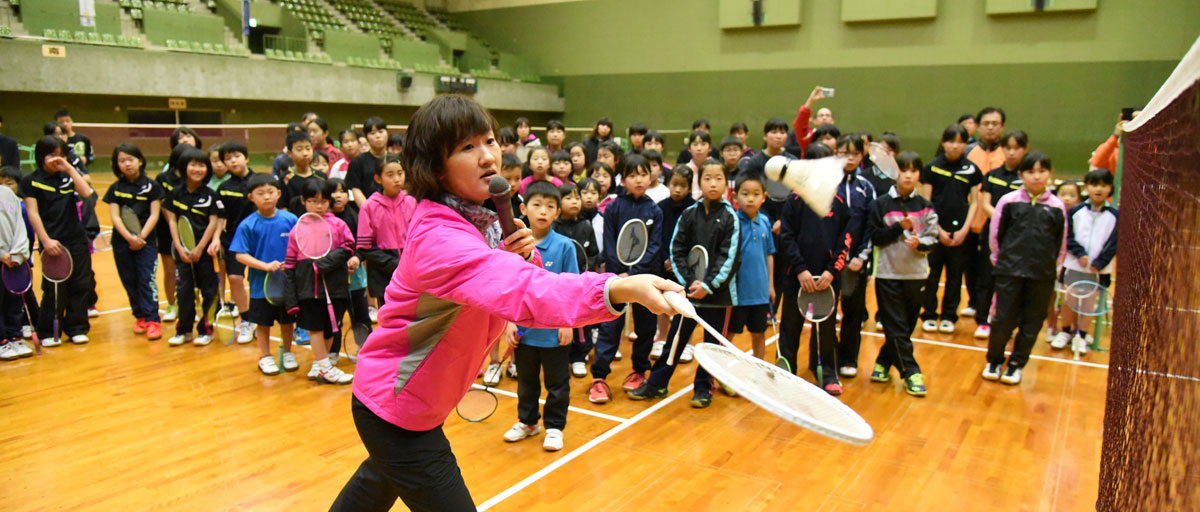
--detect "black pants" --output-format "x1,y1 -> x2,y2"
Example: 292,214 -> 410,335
590,303 -> 656,379
962,232 -> 981,313
514,343 -> 571,430
332,287 -> 370,354
569,324 -> 598,364
836,266 -> 869,369
779,285 -> 840,384
1,286 -> 24,339
175,253 -> 218,336
987,275 -> 1056,368
37,244 -> 93,339
873,279 -> 924,378
113,239 -> 161,322
645,306 -> 729,393
330,397 -> 475,512
972,235 -> 996,325
922,242 -> 966,322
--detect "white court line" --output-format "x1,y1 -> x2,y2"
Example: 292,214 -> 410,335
856,330 -> 1112,370
468,384 -> 628,423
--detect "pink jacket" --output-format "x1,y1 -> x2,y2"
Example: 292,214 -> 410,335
357,191 -> 417,250
352,199 -> 622,431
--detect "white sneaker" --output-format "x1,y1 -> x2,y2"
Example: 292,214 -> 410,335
974,325 -> 991,339
679,344 -> 694,363
308,364 -> 321,380
0,343 -> 17,361
318,365 -> 353,385
226,302 -> 240,318
236,321 -> 255,344
981,362 -> 1001,381
258,356 -> 280,375
1000,366 -> 1022,385
1050,331 -> 1072,350
281,352 -> 299,372
922,319 -> 938,332
368,305 -> 378,323
938,320 -> 955,334
506,361 -> 518,379
960,306 -> 976,317
328,352 -> 340,366
543,428 -> 564,451
168,333 -> 192,346
11,339 -> 33,357
503,422 -> 542,442
88,308 -> 100,318
839,366 -> 857,378
162,304 -> 178,322
650,340 -> 665,360
614,348 -> 623,360
571,361 -> 587,378
482,363 -> 502,386
41,336 -> 61,347
874,321 -> 883,331
70,334 -> 89,344
22,325 -> 32,339
193,334 -> 213,346
1072,335 -> 1089,355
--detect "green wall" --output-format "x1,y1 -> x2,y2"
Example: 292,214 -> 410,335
454,0 -> 1197,172
143,9 -> 226,46
21,0 -> 121,35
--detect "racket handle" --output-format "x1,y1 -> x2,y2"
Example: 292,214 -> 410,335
666,317 -> 682,366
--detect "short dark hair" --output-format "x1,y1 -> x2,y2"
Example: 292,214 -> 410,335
719,136 -> 743,151
170,126 -> 203,149
363,117 -> 387,133
805,143 -> 833,159
42,122 -> 64,136
286,130 -> 312,151
835,134 -> 865,153
401,95 -> 499,202
957,113 -> 977,124
1084,168 -> 1114,188
54,109 -> 71,120
375,153 -> 402,176
1002,130 -> 1029,148
220,140 -> 249,161
339,128 -> 360,142
551,150 -> 571,165
388,133 -> 406,148
501,153 -> 522,169
692,118 -> 710,131
735,172 -> 764,193
247,173 -> 281,193
111,143 -> 147,180
576,177 -> 600,195
1018,151 -> 1052,173
642,149 -> 663,167
622,152 -> 649,177
896,150 -> 923,171
645,130 -> 665,145
308,117 -> 329,134
514,117 -> 531,129
300,178 -> 328,202
977,106 -> 1006,124
763,118 -> 788,134
698,158 -> 728,179
588,161 -> 613,178
628,123 -> 648,136
814,124 -> 841,141
729,122 -> 748,135
559,182 -> 580,200
286,122 -> 305,134
940,124 -> 970,143
689,130 -> 712,147
597,140 -> 623,164
546,120 -> 565,132
0,166 -> 22,182
498,127 -> 518,145
34,135 -> 68,169
176,145 -> 214,183
666,165 -> 694,188
524,180 -> 561,207
880,132 -> 901,153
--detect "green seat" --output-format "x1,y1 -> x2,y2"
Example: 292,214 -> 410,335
59,30 -> 72,40
285,50 -> 296,59
266,48 -> 278,58
203,42 -> 214,53
87,32 -> 101,43
214,43 -> 226,53
191,41 -> 202,51
45,28 -> 57,39
131,8 -> 143,19
102,33 -> 116,44
166,39 -> 176,48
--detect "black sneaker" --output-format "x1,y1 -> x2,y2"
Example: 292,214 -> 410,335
689,389 -> 713,408
627,382 -> 668,400
1000,365 -> 1022,385
981,362 -> 1002,381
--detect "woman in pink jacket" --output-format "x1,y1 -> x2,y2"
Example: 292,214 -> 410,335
330,95 -> 681,512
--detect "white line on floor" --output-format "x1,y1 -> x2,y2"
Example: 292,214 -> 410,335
468,384 -> 629,423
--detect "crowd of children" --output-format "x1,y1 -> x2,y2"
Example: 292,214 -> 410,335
0,99 -> 1119,452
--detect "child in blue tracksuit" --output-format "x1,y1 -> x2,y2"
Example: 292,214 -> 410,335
833,135 -> 877,378
629,159 -> 740,408
587,154 -> 663,404
504,181 -> 579,452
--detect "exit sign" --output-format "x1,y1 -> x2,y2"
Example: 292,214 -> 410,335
168,98 -> 188,109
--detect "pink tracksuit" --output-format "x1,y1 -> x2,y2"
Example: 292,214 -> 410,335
351,199 -> 622,431
357,191 -> 417,251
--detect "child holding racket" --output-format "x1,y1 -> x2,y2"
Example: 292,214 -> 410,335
984,151 -> 1068,385
1050,169 -> 1117,352
217,141 -> 261,343
231,174 -> 300,375
102,143 -> 165,340
19,136 -> 95,346
329,95 -> 680,511
2,166 -> 38,343
866,151 -> 939,396
552,182 -> 600,378
777,143 -> 855,395
155,142 -> 193,323
589,153 -> 664,403
165,146 -> 221,346
629,158 -> 740,407
0,166 -> 31,360
286,180 -> 356,384
357,154 -> 416,309
504,181 -> 579,451
650,166 -> 695,361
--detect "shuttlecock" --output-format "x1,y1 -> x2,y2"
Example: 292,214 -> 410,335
765,155 -> 846,216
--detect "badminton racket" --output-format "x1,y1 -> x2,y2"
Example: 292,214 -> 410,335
615,218 -> 648,341
663,291 -> 873,445
457,345 -> 514,422
41,250 -> 73,342
295,213 -> 338,335
667,245 -> 708,366
798,279 -> 836,385
2,262 -> 40,353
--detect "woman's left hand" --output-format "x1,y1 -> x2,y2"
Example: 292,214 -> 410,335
502,218 -> 536,260
609,274 -> 685,316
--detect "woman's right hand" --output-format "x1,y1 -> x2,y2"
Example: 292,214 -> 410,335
608,274 -> 685,316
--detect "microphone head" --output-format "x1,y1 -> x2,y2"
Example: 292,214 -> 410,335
488,175 -> 511,196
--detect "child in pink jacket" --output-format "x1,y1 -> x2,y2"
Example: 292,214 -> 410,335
329,96 -> 681,512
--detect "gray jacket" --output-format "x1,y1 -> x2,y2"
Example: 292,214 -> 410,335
868,186 -> 939,280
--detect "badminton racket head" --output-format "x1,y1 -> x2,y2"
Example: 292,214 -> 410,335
178,216 -> 197,252
264,270 -> 288,305
120,205 -> 142,234
1063,269 -> 1108,316
1,262 -> 32,294
456,387 -> 499,422
868,142 -> 899,181
295,213 -> 333,259
615,218 -> 648,267
687,245 -> 709,282
571,238 -> 589,272
41,251 -> 73,283
798,284 -> 836,322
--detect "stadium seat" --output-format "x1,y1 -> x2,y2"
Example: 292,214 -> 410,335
166,39 -> 176,49
59,30 -> 72,41
192,41 -> 202,51
44,29 -> 57,39
203,43 -> 214,53
87,32 -> 101,44
102,34 -> 116,44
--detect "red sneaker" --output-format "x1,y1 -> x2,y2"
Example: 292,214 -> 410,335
588,379 -> 612,404
133,318 -> 147,334
622,371 -> 646,391
823,381 -> 843,396
146,322 -> 162,341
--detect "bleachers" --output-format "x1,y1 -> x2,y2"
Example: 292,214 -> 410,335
327,0 -> 408,44
274,0 -> 346,42
374,0 -> 437,37
265,47 -> 332,63
166,38 -> 250,56
42,27 -> 144,48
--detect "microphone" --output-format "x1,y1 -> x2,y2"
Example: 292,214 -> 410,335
488,175 -> 519,239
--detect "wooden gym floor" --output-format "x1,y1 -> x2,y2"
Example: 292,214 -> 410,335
1,173 -> 1109,511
